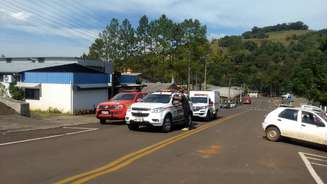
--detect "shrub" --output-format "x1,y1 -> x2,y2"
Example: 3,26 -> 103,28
47,107 -> 62,113
0,83 -> 8,97
9,83 -> 24,100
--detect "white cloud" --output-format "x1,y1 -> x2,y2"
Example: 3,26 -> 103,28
0,0 -> 326,57
87,0 -> 327,30
0,0 -> 99,41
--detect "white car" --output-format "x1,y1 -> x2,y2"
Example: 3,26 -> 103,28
262,107 -> 327,145
125,92 -> 192,132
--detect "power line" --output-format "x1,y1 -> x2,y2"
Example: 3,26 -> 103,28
35,0 -> 105,30
5,0 -> 98,38
2,0 -> 98,40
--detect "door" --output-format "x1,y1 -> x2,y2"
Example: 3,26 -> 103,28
277,109 -> 302,139
172,94 -> 184,121
299,111 -> 326,144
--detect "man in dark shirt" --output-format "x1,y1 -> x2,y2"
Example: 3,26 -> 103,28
180,93 -> 193,130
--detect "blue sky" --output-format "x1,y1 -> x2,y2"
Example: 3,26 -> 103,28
0,0 -> 326,57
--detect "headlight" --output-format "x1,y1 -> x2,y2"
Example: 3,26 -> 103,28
200,106 -> 207,109
151,107 -> 164,113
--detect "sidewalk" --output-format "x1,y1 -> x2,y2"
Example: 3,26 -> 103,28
0,114 -> 98,133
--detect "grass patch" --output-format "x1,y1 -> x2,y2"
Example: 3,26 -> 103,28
243,30 -> 309,46
30,108 -> 70,119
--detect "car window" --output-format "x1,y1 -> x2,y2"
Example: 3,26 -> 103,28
191,97 -> 207,104
278,109 -> 298,121
302,111 -> 324,126
142,94 -> 171,103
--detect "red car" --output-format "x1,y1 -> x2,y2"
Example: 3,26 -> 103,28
96,91 -> 146,124
242,96 -> 252,104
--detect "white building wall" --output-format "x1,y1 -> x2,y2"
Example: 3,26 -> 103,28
73,88 -> 107,113
27,83 -> 73,113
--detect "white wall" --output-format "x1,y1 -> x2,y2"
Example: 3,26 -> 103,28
73,88 -> 107,113
27,84 -> 73,113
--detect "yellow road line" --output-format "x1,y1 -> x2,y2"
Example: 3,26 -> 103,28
54,111 -> 245,184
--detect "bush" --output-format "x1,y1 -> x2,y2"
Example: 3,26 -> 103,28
9,83 -> 24,100
0,83 -> 8,97
47,107 -> 62,113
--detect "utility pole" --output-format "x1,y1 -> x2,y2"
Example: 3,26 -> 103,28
187,49 -> 191,92
203,56 -> 207,90
228,77 -> 231,100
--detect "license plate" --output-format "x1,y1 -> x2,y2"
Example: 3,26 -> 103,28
101,111 -> 109,114
135,117 -> 143,122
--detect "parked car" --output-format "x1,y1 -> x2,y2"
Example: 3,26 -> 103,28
262,107 -> 327,145
96,91 -> 146,124
242,96 -> 252,104
189,90 -> 220,120
125,91 -> 193,132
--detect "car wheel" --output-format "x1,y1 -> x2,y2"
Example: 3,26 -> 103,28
266,126 -> 281,142
205,111 -> 211,121
100,119 -> 106,124
161,115 -> 172,133
212,112 -> 217,120
128,124 -> 138,131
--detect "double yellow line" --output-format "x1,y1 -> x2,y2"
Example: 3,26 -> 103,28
54,112 -> 244,184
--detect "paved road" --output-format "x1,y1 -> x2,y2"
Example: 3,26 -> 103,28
0,98 -> 326,184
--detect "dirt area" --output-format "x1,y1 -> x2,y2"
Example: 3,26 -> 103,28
0,113 -> 98,133
0,102 -> 16,115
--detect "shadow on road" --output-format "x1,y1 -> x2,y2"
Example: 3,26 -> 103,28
262,136 -> 327,152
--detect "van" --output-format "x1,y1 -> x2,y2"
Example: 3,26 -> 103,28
189,91 -> 220,120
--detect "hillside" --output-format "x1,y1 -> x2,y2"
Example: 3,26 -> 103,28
243,30 -> 310,45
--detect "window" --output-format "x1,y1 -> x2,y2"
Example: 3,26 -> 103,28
191,97 -> 208,104
279,109 -> 298,121
302,111 -> 324,126
25,88 -> 40,100
143,94 -> 171,103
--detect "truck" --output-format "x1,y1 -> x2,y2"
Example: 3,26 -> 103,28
189,90 -> 220,120
125,91 -> 193,132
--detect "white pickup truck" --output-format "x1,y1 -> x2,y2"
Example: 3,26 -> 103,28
125,92 -> 192,132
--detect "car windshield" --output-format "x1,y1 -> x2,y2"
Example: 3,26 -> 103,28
191,97 -> 208,104
142,94 -> 171,103
112,93 -> 136,101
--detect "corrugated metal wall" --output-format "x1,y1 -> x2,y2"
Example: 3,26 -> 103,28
23,72 -> 109,84
73,73 -> 108,84
23,72 -> 73,84
119,75 -> 137,84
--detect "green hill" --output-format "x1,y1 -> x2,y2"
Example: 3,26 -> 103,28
243,30 -> 310,45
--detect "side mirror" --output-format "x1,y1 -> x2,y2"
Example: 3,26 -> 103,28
172,100 -> 180,106
136,98 -> 143,102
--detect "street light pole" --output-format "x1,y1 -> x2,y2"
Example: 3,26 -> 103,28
203,56 -> 207,90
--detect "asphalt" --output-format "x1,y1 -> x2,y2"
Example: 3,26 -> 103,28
0,97 -> 326,184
